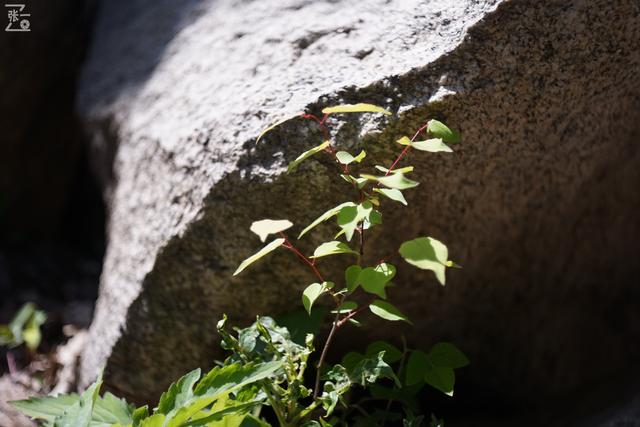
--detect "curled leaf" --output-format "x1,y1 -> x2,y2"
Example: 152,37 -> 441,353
288,140 -> 331,173
427,120 -> 460,143
256,115 -> 299,143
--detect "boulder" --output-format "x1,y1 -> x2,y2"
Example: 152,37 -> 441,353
78,0 -> 640,411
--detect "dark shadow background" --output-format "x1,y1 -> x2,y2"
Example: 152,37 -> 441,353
0,0 -> 103,329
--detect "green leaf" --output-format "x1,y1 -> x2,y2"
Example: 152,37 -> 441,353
90,393 -> 135,426
369,300 -> 410,323
373,188 -> 407,206
23,309 -> 46,351
310,241 -> 358,258
249,219 -> 293,242
233,238 -> 285,276
298,202 -> 356,239
345,265 -> 362,292
302,282 -> 334,314
157,369 -> 201,415
404,415 -> 426,427
428,343 -> 469,368
396,136 -> 411,146
322,103 -> 391,116
8,303 -> 36,341
0,325 -> 13,346
399,237 -> 449,285
406,350 -> 456,396
288,140 -> 330,173
363,209 -> 382,230
256,115 -> 298,143
132,406 -> 149,426
348,352 -> 400,387
374,165 -> 414,174
424,365 -> 455,397
336,202 -> 372,241
340,174 -> 369,189
2,303 -> 46,349
411,138 -> 452,153
10,394 -> 80,423
11,390 -> 135,427
427,119 -> 459,143
167,361 -> 283,427
182,400 -> 260,427
139,414 -> 166,427
341,352 -> 365,372
331,301 -> 357,314
277,306 -> 327,345
405,350 -> 429,386
360,173 -> 419,190
240,415 -> 271,427
336,150 -> 366,165
366,341 -> 403,364
430,414 -> 445,427
358,263 -> 396,299
53,376 -> 102,427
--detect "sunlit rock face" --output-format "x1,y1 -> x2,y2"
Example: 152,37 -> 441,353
78,0 -> 640,417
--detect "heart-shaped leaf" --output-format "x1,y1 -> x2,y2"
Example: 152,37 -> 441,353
336,150 -> 366,165
302,282 -> 334,314
345,265 -> 362,292
358,263 -> 396,299
399,237 -> 449,285
249,219 -> 293,242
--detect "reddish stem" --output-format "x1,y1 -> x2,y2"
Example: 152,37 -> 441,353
6,351 -> 17,377
279,233 -> 340,303
337,303 -> 371,327
385,121 -> 431,176
301,113 -> 349,173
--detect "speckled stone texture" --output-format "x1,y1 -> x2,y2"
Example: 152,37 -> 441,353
78,0 -> 640,412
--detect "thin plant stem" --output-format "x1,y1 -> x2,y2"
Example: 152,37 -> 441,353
385,121 -> 431,175
313,294 -> 345,399
280,233 -> 340,303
